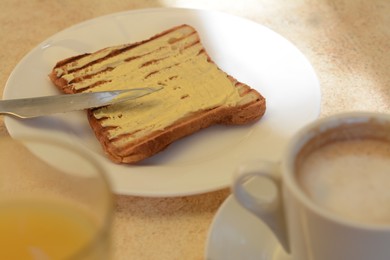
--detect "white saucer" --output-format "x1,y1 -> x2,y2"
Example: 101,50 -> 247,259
205,194 -> 291,260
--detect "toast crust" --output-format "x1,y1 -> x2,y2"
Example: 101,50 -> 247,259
49,24 -> 266,163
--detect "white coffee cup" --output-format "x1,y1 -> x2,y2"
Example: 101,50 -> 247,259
233,112 -> 390,260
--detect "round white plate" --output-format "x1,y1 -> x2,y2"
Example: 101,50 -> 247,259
205,194 -> 291,260
4,8 -> 320,197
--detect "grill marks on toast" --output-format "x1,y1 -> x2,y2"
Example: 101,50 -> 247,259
54,24 -> 193,72
66,46 -> 132,74
68,67 -> 114,84
50,24 -> 266,163
54,28 -> 199,93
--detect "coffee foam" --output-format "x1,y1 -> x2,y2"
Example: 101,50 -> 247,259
296,121 -> 390,225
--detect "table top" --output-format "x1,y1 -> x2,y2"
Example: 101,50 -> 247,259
1,0 -> 389,259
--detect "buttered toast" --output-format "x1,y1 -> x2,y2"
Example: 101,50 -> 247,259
49,24 -> 266,163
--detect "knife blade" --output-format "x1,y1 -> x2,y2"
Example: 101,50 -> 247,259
0,86 -> 162,119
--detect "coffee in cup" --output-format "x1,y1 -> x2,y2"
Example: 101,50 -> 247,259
296,122 -> 390,226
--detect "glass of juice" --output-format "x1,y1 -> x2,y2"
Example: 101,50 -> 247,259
0,136 -> 113,259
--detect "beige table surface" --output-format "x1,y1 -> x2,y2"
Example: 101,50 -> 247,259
1,0 -> 389,259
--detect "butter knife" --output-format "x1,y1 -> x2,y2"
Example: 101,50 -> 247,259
0,86 -> 162,119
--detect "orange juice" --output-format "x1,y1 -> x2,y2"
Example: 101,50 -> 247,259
0,199 -> 99,259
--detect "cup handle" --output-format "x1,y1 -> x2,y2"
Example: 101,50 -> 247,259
232,161 -> 290,253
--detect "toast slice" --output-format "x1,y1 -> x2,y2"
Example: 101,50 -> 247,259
49,24 -> 266,163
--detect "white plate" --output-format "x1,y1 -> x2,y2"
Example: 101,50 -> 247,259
205,194 -> 291,260
3,8 -> 320,197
